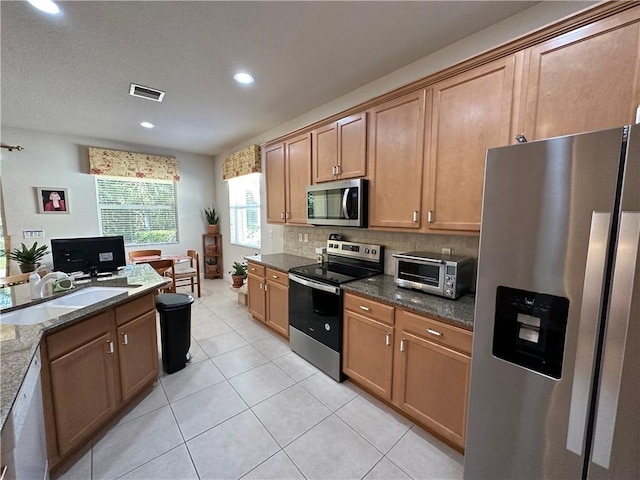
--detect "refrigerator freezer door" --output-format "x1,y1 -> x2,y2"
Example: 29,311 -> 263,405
464,127 -> 626,479
588,125 -> 639,479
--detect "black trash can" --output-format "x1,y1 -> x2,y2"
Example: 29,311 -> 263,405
155,293 -> 194,374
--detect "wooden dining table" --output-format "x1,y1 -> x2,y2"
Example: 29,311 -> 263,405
130,255 -> 191,292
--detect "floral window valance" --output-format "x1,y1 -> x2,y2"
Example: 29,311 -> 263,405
223,144 -> 261,180
88,147 -> 181,181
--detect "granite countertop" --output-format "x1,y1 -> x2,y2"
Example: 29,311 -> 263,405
244,253 -> 316,272
343,274 -> 475,330
0,263 -> 166,430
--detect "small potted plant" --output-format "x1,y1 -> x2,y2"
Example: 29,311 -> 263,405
230,261 -> 247,288
205,258 -> 219,275
8,242 -> 50,273
204,206 -> 219,234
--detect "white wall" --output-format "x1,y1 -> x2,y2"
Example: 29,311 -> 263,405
215,1 -> 595,261
0,127 -> 215,272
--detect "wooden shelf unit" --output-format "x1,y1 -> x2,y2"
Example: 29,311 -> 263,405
202,233 -> 223,279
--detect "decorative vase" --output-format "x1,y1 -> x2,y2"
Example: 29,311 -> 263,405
231,275 -> 245,288
207,224 -> 219,234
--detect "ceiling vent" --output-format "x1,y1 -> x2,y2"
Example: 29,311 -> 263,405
129,83 -> 165,102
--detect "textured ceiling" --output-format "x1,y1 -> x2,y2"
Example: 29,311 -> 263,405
1,1 -> 541,156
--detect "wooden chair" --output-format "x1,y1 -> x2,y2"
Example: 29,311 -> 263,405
165,250 -> 201,298
147,259 -> 176,293
128,249 -> 162,263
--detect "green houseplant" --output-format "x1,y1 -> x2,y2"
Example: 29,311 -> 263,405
8,242 -> 50,273
204,206 -> 219,234
230,261 -> 247,288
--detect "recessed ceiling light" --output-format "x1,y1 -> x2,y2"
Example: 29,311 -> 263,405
140,122 -> 154,129
27,0 -> 61,15
233,72 -> 255,85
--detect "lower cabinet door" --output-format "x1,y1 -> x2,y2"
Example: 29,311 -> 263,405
343,310 -> 394,400
266,281 -> 289,337
247,274 -> 266,322
394,331 -> 470,448
117,311 -> 159,401
49,332 -> 118,455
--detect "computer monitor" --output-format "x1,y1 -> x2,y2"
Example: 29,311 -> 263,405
51,236 -> 126,277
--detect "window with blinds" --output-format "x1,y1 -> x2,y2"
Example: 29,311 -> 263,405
96,176 -> 178,246
229,173 -> 261,249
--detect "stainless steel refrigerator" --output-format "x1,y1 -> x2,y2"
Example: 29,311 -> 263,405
464,125 -> 639,479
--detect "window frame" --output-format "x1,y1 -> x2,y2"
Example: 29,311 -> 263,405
228,173 -> 261,249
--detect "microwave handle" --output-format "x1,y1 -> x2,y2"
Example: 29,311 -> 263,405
342,188 -> 351,219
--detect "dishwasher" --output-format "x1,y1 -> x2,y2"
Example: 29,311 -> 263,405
1,347 -> 49,480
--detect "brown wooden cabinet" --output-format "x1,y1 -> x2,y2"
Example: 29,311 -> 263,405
521,7 -> 640,141
425,54 -> 521,232
265,133 -> 311,224
368,89 -> 426,229
265,268 -> 289,338
202,233 -> 223,279
312,113 -> 367,183
394,309 -> 472,449
247,262 -> 266,322
41,293 -> 158,469
343,293 -> 395,400
342,292 -> 472,451
246,262 -> 290,338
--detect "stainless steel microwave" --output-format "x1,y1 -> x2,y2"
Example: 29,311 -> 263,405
393,251 -> 473,299
306,179 -> 367,227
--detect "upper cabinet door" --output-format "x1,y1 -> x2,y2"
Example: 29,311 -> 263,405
523,7 -> 640,141
312,113 -> 367,183
337,112 -> 367,180
368,89 -> 426,229
286,132 -> 312,224
426,54 -> 521,233
312,122 -> 338,183
265,143 -> 286,224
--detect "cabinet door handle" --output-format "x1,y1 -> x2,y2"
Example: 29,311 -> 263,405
265,284 -> 268,291
107,341 -> 114,354
272,274 -> 279,279
122,332 -> 129,345
280,212 -> 285,219
336,165 -> 341,175
332,166 -> 336,175
427,210 -> 433,223
259,283 -> 263,290
400,339 -> 406,352
286,212 -> 291,219
426,328 -> 443,337
385,333 -> 391,346
359,305 -> 370,311
413,211 -> 418,223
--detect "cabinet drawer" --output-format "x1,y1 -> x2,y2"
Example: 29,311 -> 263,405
46,311 -> 114,360
398,309 -> 472,354
115,293 -> 155,326
344,292 -> 394,326
247,262 -> 265,278
266,268 -> 288,287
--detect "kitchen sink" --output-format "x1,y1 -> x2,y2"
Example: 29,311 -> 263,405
45,286 -> 132,308
0,287 -> 133,325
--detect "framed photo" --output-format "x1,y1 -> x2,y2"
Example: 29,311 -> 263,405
37,187 -> 69,214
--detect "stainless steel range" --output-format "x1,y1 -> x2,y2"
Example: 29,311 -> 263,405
288,240 -> 384,381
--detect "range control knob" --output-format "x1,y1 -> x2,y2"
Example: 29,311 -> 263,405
446,289 -> 454,297
446,281 -> 454,288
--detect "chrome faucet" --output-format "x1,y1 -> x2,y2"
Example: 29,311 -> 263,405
30,271 -> 72,299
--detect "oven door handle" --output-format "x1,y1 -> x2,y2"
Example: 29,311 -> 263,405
289,273 -> 340,295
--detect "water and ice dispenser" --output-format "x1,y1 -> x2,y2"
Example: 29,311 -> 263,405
493,286 -> 569,379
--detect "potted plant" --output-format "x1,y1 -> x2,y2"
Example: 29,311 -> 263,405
204,206 -> 219,234
205,258 -> 219,275
230,261 -> 247,288
8,242 -> 50,273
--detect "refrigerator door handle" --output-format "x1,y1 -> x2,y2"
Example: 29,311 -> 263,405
566,212 -> 611,456
592,211 -> 640,469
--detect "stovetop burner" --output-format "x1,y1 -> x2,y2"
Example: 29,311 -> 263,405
289,240 -> 384,286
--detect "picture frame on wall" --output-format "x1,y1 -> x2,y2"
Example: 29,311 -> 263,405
36,187 -> 69,214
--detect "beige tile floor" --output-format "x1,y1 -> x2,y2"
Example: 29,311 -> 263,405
55,280 -> 463,480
